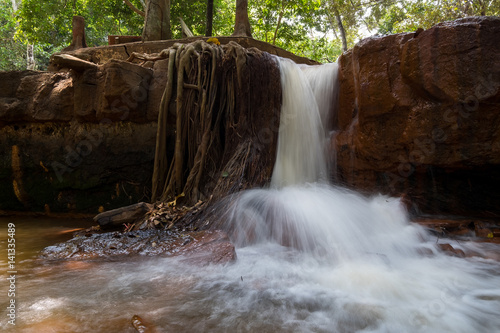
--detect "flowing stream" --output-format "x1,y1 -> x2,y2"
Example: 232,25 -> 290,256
1,58 -> 500,332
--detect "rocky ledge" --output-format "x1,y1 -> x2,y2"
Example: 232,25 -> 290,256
40,228 -> 236,265
336,16 -> 500,219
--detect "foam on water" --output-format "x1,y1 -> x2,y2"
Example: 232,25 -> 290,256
5,242 -> 499,332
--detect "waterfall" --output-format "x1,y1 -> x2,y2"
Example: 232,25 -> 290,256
224,57 -> 423,260
212,57 -> 500,332
270,58 -> 338,187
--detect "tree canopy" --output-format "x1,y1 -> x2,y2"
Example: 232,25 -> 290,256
1,0 -> 499,70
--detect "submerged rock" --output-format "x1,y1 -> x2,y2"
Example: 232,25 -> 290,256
39,229 -> 236,265
131,315 -> 157,333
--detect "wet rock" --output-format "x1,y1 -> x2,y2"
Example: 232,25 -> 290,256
0,122 -> 156,213
94,202 -> 153,230
336,16 -> 500,218
475,221 -> 500,239
39,229 -> 236,265
177,230 -> 237,265
437,243 -> 465,258
132,315 -> 157,333
414,218 -> 475,237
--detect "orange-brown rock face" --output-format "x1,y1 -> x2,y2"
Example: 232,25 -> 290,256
336,16 -> 500,217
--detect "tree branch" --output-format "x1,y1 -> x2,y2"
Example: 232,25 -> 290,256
124,0 -> 145,17
272,0 -> 286,45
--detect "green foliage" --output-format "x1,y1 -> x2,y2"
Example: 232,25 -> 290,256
2,0 -> 498,71
171,0 -> 208,38
0,1 -> 25,70
248,0 -> 343,61
213,0 -> 236,36
377,0 -> 500,34
0,0 -> 144,70
16,0 -> 143,47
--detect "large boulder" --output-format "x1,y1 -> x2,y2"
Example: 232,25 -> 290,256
336,16 -> 500,217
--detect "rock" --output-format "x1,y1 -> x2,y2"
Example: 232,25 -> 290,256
131,315 -> 157,333
336,16 -> 500,218
0,122 -> 156,213
0,58 -> 158,213
53,36 -> 318,66
94,202 -> 153,230
437,243 -> 465,257
0,38 -> 292,214
146,58 -> 169,121
177,230 -> 237,265
414,218 -> 475,237
474,221 -> 500,238
96,60 -> 153,122
0,71 -> 74,123
39,229 -> 237,265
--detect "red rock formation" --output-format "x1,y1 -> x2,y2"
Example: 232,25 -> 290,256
336,16 -> 500,218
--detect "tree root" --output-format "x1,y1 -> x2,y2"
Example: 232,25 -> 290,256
132,40 -> 281,208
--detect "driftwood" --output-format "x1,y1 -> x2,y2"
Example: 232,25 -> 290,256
93,202 -> 153,230
50,54 -> 98,71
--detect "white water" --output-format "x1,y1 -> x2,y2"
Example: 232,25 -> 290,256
220,57 -> 500,332
270,59 -> 336,187
2,59 -> 500,332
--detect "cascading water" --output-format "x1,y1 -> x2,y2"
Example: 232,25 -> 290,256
2,58 -> 499,333
270,58 -> 329,187
220,57 -> 500,332
225,57 -> 424,260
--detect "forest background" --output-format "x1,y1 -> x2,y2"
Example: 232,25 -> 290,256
1,0 -> 499,71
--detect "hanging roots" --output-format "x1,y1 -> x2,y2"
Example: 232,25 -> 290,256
128,40 -> 282,220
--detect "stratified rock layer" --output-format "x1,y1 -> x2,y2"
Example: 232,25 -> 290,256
0,61 -> 157,213
336,16 -> 500,217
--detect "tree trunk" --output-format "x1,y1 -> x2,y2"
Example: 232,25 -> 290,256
12,0 -> 18,11
142,0 -> 172,41
206,0 -> 214,36
232,0 -> 252,37
62,16 -> 87,51
272,0 -> 286,45
334,7 -> 347,52
26,44 -> 35,70
124,0 -> 145,17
